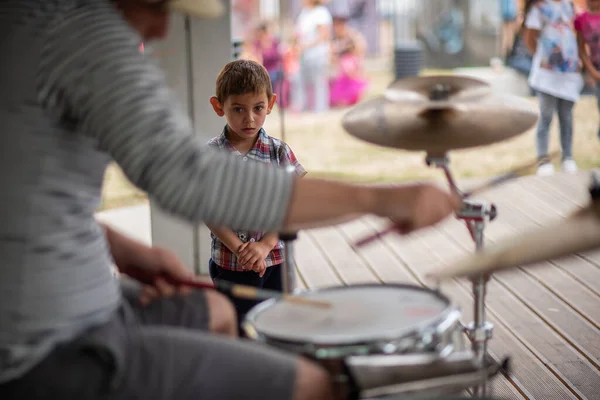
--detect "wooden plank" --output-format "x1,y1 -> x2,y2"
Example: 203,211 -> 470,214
458,207 -> 600,344
476,177 -> 600,357
493,271 -> 600,366
294,231 -> 342,289
434,222 -> 600,399
445,279 -> 573,400
578,248 -> 600,269
305,222 -> 380,285
550,255 -> 600,298
526,173 -> 590,208
374,222 -> 574,399
442,211 -> 600,360
336,217 -> 418,284
353,218 -> 528,399
362,218 -> 570,399
519,263 -> 600,328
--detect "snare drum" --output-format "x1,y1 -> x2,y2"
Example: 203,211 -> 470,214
243,284 -> 469,397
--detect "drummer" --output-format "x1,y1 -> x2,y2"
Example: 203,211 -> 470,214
0,0 -> 461,399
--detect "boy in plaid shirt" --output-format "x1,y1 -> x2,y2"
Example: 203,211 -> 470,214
207,60 -> 307,326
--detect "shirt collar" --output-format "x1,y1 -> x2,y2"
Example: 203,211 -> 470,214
217,126 -> 269,154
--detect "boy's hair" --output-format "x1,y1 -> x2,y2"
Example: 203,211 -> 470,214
215,60 -> 273,103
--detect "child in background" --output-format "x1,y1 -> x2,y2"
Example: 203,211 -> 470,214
575,0 -> 600,139
524,0 -> 583,176
206,60 -> 307,329
253,22 -> 283,101
500,0 -> 520,60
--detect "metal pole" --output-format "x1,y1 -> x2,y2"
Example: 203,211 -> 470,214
426,155 -> 496,397
279,232 -> 297,294
467,219 -> 494,398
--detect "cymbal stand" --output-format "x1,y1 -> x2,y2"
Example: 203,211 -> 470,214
426,155 -> 497,398
279,232 -> 298,294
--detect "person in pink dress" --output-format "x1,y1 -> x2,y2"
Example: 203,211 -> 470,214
575,0 -> 600,138
329,14 -> 368,107
252,22 -> 284,104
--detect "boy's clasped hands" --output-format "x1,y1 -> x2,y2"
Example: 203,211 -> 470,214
237,240 -> 271,277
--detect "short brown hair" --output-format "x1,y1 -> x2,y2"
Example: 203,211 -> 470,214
215,60 -> 273,103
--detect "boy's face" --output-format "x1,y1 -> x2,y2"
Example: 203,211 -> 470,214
210,91 -> 277,142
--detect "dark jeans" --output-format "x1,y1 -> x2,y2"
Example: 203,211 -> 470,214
209,259 -> 282,333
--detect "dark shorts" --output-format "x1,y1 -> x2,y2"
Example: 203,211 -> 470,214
209,259 -> 282,330
0,278 -> 297,400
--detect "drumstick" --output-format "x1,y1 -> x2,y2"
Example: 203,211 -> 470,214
123,267 -> 332,309
352,152 -> 561,249
462,151 -> 561,198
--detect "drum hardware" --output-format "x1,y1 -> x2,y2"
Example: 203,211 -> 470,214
279,232 -> 298,295
344,352 -> 510,398
429,170 -> 600,281
243,284 -> 474,399
241,75 -> 546,399
426,153 -> 497,398
356,356 -> 508,400
351,153 -> 551,250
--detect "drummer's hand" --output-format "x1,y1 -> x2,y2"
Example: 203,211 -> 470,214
134,247 -> 197,306
383,183 -> 462,234
237,241 -> 271,271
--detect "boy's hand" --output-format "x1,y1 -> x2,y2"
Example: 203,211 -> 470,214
250,260 -> 268,277
237,241 -> 271,271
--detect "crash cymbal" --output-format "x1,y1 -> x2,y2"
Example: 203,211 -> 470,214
341,91 -> 538,155
428,201 -> 600,281
383,75 -> 492,109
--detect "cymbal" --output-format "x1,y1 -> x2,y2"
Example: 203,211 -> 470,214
428,202 -> 600,281
383,75 -> 492,109
341,79 -> 538,155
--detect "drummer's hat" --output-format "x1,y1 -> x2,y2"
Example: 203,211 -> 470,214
145,0 -> 225,19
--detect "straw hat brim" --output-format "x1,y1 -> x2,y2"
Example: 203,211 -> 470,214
169,0 -> 225,19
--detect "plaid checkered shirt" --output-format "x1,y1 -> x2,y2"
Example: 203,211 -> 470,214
207,127 -> 307,271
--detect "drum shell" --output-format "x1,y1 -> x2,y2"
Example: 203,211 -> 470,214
243,284 -> 465,359
243,284 -> 468,394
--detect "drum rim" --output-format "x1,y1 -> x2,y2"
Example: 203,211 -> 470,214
243,283 -> 457,347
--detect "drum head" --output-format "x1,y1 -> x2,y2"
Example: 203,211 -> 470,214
245,284 -> 452,345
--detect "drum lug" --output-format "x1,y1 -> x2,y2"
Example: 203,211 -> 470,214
466,321 -> 494,343
380,343 -> 399,354
377,337 -> 417,354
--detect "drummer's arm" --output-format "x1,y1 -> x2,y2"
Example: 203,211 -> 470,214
98,221 -> 155,272
37,8 -> 295,233
37,8 -> 453,235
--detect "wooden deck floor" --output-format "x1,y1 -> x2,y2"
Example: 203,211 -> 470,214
291,171 -> 600,400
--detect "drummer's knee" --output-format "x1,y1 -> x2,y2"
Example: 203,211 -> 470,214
205,291 -> 238,337
293,358 -> 335,400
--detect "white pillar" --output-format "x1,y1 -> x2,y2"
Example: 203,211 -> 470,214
150,5 -> 232,275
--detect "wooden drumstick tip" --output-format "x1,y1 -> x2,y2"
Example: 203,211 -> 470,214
283,295 -> 333,309
232,285 -> 332,309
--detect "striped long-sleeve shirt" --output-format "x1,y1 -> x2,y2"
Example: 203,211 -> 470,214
0,0 -> 294,383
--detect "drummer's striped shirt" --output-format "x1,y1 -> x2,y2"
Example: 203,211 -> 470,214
0,0 -> 294,382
